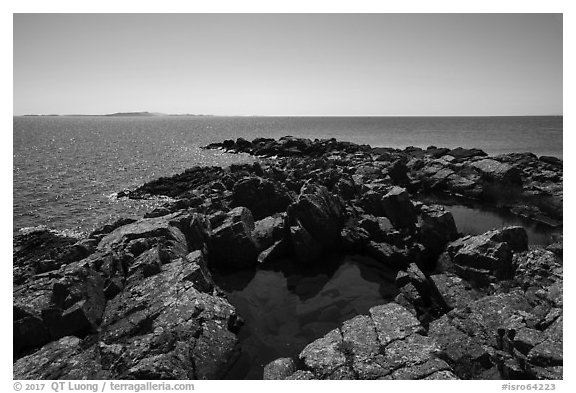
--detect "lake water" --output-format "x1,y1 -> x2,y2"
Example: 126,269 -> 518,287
13,115 -> 562,235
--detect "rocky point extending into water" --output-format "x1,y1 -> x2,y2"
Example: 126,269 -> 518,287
14,136 -> 562,380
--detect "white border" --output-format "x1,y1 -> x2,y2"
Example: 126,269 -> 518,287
3,1 -> 572,390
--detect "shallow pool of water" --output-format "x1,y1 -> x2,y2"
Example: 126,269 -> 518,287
213,255 -> 399,379
446,204 -> 560,246
418,195 -> 561,246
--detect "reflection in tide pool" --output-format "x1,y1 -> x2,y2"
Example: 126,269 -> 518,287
440,203 -> 561,246
213,255 -> 398,379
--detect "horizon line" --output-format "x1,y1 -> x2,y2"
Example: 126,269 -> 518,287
14,113 -> 564,118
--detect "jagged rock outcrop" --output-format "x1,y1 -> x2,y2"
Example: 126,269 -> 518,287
14,137 -> 562,380
445,226 -> 528,286
264,302 -> 458,380
231,177 -> 294,220
207,207 -> 261,269
287,183 -> 345,263
13,211 -> 242,379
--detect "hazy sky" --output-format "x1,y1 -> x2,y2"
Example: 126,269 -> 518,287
13,14 -> 562,116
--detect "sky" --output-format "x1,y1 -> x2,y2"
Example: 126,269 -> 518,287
13,13 -> 562,116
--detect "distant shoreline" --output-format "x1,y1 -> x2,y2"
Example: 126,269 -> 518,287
16,114 -> 563,118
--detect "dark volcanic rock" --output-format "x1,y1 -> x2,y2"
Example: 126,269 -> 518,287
13,228 -> 81,284
429,290 -> 531,378
366,241 -> 411,270
101,252 -> 239,379
208,207 -> 260,269
15,251 -> 241,380
428,273 -> 482,311
287,183 -> 345,260
263,358 -> 297,380
381,187 -> 417,231
125,166 -> 224,199
231,177 -> 293,220
13,260 -> 106,358
446,227 -> 528,286
388,159 -> 410,186
268,302 -> 457,380
470,159 -> 522,185
447,147 -> 488,160
97,212 -> 191,259
14,336 -> 109,379
289,224 -> 323,263
298,328 -> 347,378
16,137 -> 562,380
418,205 -> 458,267
252,213 -> 287,250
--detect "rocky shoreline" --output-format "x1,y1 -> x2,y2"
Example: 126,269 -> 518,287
13,136 -> 562,380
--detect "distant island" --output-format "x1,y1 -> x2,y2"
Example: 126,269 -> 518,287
21,111 -> 214,117
104,111 -> 163,117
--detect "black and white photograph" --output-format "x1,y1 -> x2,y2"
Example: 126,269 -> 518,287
9,4 -> 566,387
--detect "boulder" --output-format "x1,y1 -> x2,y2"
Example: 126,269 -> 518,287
180,251 -> 215,293
428,273 -> 481,311
453,239 -> 513,286
359,190 -> 385,216
252,214 -> 286,250
447,147 -> 488,161
470,159 -> 522,185
366,241 -> 410,270
263,358 -> 297,380
13,305 -> 52,358
418,205 -> 459,266
419,205 -> 458,242
231,177 -> 293,220
369,302 -> 424,346
44,262 -> 106,339
389,159 -> 410,185
381,187 -> 417,231
208,207 -> 261,268
97,212 -> 191,260
188,213 -> 212,253
334,176 -> 358,200
539,156 -> 562,167
299,328 -> 347,378
513,327 -> 546,355
481,226 -> 528,252
287,183 -> 344,254
235,137 -> 253,152
340,225 -> 370,252
446,228 -> 528,286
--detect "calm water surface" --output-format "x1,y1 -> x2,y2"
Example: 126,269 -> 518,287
213,254 -> 398,379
